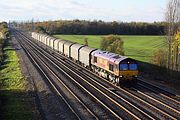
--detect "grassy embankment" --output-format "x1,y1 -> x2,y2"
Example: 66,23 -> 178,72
0,40 -> 36,120
54,35 -> 165,62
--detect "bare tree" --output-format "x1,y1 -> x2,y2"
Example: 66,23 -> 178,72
165,0 -> 180,71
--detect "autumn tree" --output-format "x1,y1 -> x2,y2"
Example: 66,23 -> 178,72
101,35 -> 124,55
172,28 -> 180,71
165,0 -> 180,71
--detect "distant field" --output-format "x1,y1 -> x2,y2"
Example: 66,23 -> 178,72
53,35 -> 166,62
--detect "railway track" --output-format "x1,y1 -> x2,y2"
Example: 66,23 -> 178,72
14,30 -> 132,119
137,78 -> 180,101
14,30 -> 147,119
14,31 -> 99,120
15,30 -> 141,119
14,29 -> 180,120
38,38 -> 180,119
136,82 -> 180,108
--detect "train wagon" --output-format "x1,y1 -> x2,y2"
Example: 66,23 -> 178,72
41,34 -> 49,44
31,32 -> 35,39
49,38 -> 57,49
33,33 -> 39,41
46,37 -> 55,47
53,39 -> 61,51
70,44 -> 86,62
39,34 -> 43,42
43,36 -> 50,45
58,40 -> 67,54
79,46 -> 97,68
64,41 -> 75,57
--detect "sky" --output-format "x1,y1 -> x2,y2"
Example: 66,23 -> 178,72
0,0 -> 167,22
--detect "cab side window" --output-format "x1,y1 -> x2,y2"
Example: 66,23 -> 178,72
109,64 -> 114,71
94,56 -> 97,63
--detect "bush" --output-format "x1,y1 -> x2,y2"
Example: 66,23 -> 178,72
0,22 -> 9,65
100,35 -> 124,55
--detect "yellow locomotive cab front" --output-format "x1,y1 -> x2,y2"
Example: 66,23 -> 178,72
119,70 -> 138,80
118,60 -> 138,82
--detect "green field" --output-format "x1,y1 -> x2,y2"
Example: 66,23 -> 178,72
54,35 -> 166,62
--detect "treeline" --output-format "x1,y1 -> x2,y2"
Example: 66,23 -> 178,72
17,20 -> 167,35
0,22 -> 9,64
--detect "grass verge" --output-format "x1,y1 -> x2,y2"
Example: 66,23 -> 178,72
0,40 -> 36,120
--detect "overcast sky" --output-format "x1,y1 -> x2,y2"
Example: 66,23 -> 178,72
0,0 -> 167,22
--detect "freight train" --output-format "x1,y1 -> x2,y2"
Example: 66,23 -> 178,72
31,32 -> 138,85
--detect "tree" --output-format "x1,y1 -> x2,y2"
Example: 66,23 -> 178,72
17,19 -> 166,35
151,49 -> 167,67
165,0 -> 180,71
114,40 -> 125,55
100,35 -> 124,55
101,35 -> 113,51
35,26 -> 46,34
0,22 -> 9,63
172,28 -> 180,71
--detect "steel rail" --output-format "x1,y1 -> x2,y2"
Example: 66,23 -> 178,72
15,30 -> 123,120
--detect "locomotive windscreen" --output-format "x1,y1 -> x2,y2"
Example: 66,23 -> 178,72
119,58 -> 138,70
120,64 -> 128,70
129,64 -> 137,70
